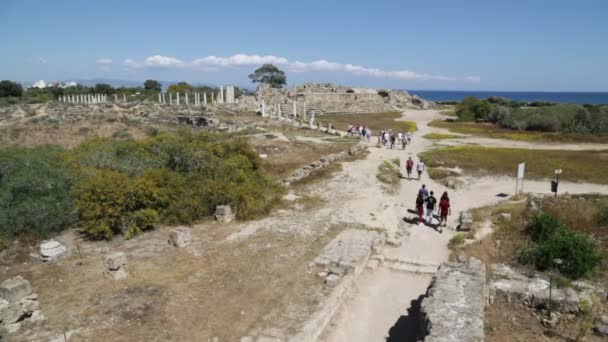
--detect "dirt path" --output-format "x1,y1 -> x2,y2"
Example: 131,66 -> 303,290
321,108 -> 608,341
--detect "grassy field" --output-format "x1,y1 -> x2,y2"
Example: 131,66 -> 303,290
429,120 -> 608,143
421,146 -> 608,184
317,112 -> 417,133
423,133 -> 457,139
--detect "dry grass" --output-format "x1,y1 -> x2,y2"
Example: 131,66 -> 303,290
376,159 -> 401,193
317,112 -> 417,133
429,119 -> 608,143
250,137 -> 355,178
3,221 -> 348,342
0,120 -> 173,148
422,146 -> 608,184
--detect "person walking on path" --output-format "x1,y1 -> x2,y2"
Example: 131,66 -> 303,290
406,157 -> 414,179
406,131 -> 413,144
425,191 -> 437,225
416,194 -> 425,225
416,160 -> 425,180
366,127 -> 372,142
418,184 -> 429,199
390,134 -> 396,149
383,131 -> 390,147
439,191 -> 451,229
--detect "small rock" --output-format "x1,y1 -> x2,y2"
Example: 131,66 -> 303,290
215,205 -> 236,224
317,271 -> 328,278
104,252 -> 127,271
29,309 -> 46,322
39,239 -> 68,262
0,276 -> 33,303
325,274 -> 340,286
499,213 -> 512,222
103,252 -> 128,280
542,316 -> 559,329
168,226 -> 192,248
459,211 -> 474,231
386,237 -> 401,247
5,322 -> 21,334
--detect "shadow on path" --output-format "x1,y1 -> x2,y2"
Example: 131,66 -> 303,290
386,295 -> 426,342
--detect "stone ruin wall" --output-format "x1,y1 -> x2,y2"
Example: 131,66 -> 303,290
254,82 -> 434,116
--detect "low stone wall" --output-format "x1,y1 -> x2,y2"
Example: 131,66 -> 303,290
289,228 -> 383,342
283,144 -> 367,186
419,258 -> 487,342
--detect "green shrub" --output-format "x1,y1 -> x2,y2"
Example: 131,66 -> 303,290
71,131 -> 285,239
518,211 -> 602,279
449,233 -> 466,248
528,212 -> 567,242
0,146 -> 74,239
597,207 -> 608,224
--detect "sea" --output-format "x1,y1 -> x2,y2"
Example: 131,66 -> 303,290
407,90 -> 608,105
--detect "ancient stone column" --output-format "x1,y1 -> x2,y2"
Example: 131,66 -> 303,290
219,86 -> 224,104
277,104 -> 282,118
293,100 -> 297,117
303,102 -> 307,120
114,94 -> 118,102
185,92 -> 189,105
309,111 -> 316,128
162,93 -> 166,104
261,100 -> 266,117
158,93 -> 162,103
225,85 -> 235,103
203,92 -> 207,105
176,93 -> 180,106
123,93 -> 126,102
169,93 -> 173,105
212,92 -> 215,103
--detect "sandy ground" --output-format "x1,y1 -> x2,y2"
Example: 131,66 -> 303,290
321,108 -> 608,341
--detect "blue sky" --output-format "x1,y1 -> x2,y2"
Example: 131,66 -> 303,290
1,0 -> 607,91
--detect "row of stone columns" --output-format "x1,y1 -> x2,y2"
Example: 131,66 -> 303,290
59,94 -> 107,104
159,92 -> 210,106
259,100 -> 316,127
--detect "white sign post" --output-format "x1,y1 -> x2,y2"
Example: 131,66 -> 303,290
516,162 -> 525,194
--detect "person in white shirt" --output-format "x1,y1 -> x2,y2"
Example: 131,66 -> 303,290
406,131 -> 413,144
383,132 -> 390,146
397,132 -> 403,145
416,160 -> 425,180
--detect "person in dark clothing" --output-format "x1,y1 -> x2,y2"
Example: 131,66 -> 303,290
418,184 -> 429,199
416,194 -> 425,224
425,191 -> 437,224
390,135 -> 396,149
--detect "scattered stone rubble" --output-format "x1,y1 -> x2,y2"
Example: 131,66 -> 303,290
419,258 -> 487,342
168,226 -> 192,248
459,210 -> 474,231
39,239 -> 68,262
314,228 -> 383,285
0,102 -> 218,128
489,264 -> 607,314
283,144 -> 367,186
104,252 -> 128,280
0,276 -> 45,334
215,205 -> 236,224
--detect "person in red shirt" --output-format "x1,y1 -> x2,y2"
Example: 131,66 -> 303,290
439,191 -> 451,229
405,157 -> 414,180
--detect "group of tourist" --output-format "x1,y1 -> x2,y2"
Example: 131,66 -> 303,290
347,124 -> 372,141
416,184 -> 451,231
378,129 -> 413,149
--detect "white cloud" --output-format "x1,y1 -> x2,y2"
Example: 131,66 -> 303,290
116,53 -> 480,82
122,58 -> 140,69
38,57 -> 48,64
144,55 -> 184,68
96,58 -> 113,65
